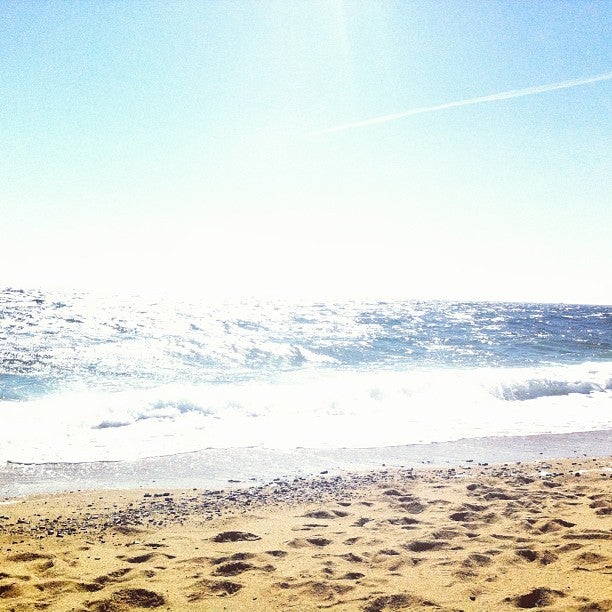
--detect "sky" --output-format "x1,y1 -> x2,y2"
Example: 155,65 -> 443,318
1,0 -> 610,303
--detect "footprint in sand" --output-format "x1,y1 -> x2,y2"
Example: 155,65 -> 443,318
377,549 -> 400,557
320,560 -> 334,576
211,530 -> 261,543
576,551 -> 608,564
482,488 -> 519,501
514,548 -> 558,565
295,522 -> 329,531
505,587 -> 565,609
431,528 -> 460,540
562,529 -> 610,541
118,551 -> 175,564
403,540 -> 447,552
288,536 -> 332,548
574,551 -> 611,572
449,511 -> 476,522
266,550 -> 288,558
7,552 -> 54,574
589,500 -> 612,516
0,583 -> 22,599
340,552 -> 364,563
388,517 -> 419,528
536,519 -> 576,533
93,567 -> 132,585
37,580 -> 105,596
302,509 -> 350,519
558,542 -> 583,552
7,552 -> 51,562
278,580 -> 354,602
212,561 -> 255,577
381,488 -> 405,497
210,552 -> 255,565
123,552 -> 156,564
398,501 -> 426,514
449,507 -> 498,525
351,517 -> 372,527
338,571 -> 364,580
363,593 -> 437,612
462,553 -> 493,569
312,537 -> 336,547
515,549 -> 538,562
209,550 -> 275,577
86,588 -> 165,610
187,579 -> 243,601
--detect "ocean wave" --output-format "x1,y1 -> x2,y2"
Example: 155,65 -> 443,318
493,377 -> 611,401
1,362 -> 610,464
490,363 -> 612,402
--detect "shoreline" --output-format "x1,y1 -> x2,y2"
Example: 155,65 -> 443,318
1,429 -> 611,498
0,455 -> 610,610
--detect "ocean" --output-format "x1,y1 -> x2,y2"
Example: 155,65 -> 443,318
1,287 -> 610,471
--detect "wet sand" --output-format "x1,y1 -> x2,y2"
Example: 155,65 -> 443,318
1,456 -> 611,611
2,429 -> 611,497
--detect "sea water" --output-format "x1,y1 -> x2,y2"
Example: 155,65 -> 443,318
1,288 -> 610,463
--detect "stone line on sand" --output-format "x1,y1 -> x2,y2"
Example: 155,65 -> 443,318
0,457 -> 611,611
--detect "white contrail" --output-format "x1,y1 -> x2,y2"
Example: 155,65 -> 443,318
309,71 -> 612,136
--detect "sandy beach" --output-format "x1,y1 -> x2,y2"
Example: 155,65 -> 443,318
1,455 -> 611,611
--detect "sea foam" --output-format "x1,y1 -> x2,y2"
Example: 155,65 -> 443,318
1,362 -> 610,463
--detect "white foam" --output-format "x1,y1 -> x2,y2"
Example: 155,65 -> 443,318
1,362 -> 610,463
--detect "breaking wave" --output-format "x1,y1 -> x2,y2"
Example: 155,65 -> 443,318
1,362 -> 610,463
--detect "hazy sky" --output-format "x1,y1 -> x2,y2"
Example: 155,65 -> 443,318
1,1 -> 610,303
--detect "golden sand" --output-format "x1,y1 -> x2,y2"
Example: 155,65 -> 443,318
1,457 -> 611,611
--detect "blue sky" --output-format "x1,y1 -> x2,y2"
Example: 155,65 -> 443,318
1,1 -> 610,303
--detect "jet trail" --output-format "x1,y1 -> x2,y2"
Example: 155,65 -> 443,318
309,71 -> 612,136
